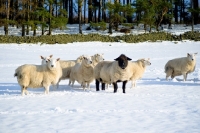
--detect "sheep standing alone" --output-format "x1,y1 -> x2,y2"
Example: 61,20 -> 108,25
69,55 -> 94,91
14,58 -> 62,95
130,58 -> 151,88
165,53 -> 198,81
95,54 -> 132,93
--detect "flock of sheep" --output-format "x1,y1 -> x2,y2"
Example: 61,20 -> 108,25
14,52 -> 198,96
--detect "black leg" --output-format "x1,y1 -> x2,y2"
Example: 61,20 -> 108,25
96,79 -> 100,91
122,81 -> 127,93
102,83 -> 105,90
113,82 -> 118,93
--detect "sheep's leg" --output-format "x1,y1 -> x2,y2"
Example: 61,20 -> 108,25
102,83 -> 105,90
68,79 -> 71,86
166,69 -> 173,80
25,88 -> 29,95
21,86 -> 26,96
96,79 -> 100,91
71,80 -> 75,87
44,86 -> 50,94
182,72 -> 187,81
113,82 -> 118,93
86,83 -> 90,90
82,82 -> 86,91
106,84 -> 109,89
122,81 -> 127,93
131,80 -> 136,88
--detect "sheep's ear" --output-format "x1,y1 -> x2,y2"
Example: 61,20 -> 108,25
48,59 -> 50,62
127,57 -> 132,61
40,56 -> 44,59
187,53 -> 190,57
114,57 -> 119,61
57,58 -> 60,61
49,55 -> 53,58
194,53 -> 198,55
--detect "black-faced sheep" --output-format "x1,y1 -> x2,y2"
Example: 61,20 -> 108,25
95,54 -> 132,93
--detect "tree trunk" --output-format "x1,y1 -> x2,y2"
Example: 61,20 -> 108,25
5,0 -> 10,35
193,0 -> 199,24
174,1 -> 178,23
84,0 -> 86,23
88,0 -> 93,22
98,0 -> 102,22
49,2 -> 53,35
78,0 -> 82,34
26,0 -> 30,35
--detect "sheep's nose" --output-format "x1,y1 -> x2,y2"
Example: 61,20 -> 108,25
51,65 -> 54,67
192,59 -> 194,61
90,61 -> 92,64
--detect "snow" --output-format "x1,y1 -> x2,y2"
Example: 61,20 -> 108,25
0,26 -> 200,133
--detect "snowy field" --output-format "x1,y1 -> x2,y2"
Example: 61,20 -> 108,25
0,40 -> 200,133
0,23 -> 200,133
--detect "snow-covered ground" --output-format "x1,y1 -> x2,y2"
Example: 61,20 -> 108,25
0,39 -> 200,133
1,24 -> 200,133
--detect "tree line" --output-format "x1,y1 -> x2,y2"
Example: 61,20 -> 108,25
0,0 -> 199,36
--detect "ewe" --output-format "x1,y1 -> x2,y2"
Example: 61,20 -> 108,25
14,58 -> 62,96
130,58 -> 151,88
165,53 -> 197,81
69,55 -> 94,91
95,54 -> 132,93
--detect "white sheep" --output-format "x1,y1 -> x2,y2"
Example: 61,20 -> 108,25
40,55 -> 53,65
14,58 -> 62,96
41,55 -> 85,89
130,58 -> 151,88
165,53 -> 198,81
91,53 -> 104,66
69,55 -> 94,91
95,54 -> 132,93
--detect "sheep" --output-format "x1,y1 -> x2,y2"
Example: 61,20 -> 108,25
165,53 -> 198,81
41,55 -> 85,89
94,61 -> 112,91
95,54 -> 132,93
69,55 -> 94,91
129,58 -> 151,88
91,53 -> 104,66
14,57 -> 62,96
40,55 -> 53,65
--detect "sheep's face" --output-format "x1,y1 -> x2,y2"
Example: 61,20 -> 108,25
93,53 -> 104,62
48,58 -> 60,70
83,56 -> 93,65
187,53 -> 198,61
143,58 -> 151,66
114,54 -> 132,69
76,55 -> 84,63
41,55 -> 53,65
